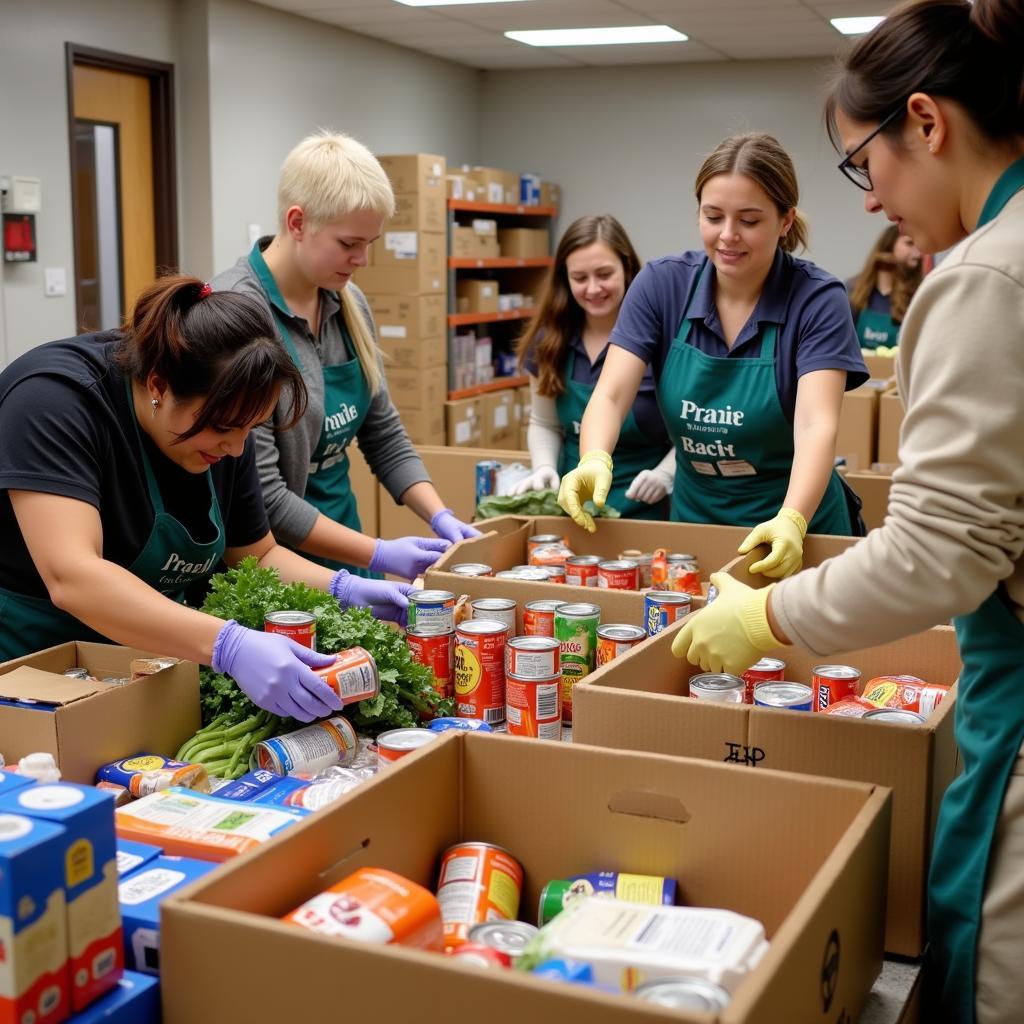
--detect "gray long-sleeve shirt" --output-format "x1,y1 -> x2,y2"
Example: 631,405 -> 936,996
211,241 -> 431,548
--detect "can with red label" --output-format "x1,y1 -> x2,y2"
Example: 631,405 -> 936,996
620,550 -> 654,589
596,624 -> 646,666
265,610 -> 317,649
667,554 -> 702,596
436,843 -> 524,950
527,534 -> 566,558
376,728 -> 441,768
812,664 -> 862,712
406,624 -> 454,699
506,670 -> 562,740
454,620 -> 508,726
643,591 -> 692,636
565,555 -> 601,587
506,636 -> 560,678
447,943 -> 511,969
743,657 -> 787,705
315,646 -> 380,705
536,565 -> 566,585
470,598 -> 516,631
861,676 -> 949,716
821,696 -> 876,718
529,544 -> 572,570
523,600 -> 564,637
597,559 -> 639,591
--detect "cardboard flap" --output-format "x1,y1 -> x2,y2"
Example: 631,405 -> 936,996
0,665 -> 107,705
607,788 -> 691,824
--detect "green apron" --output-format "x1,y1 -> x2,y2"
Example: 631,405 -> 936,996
0,381 -> 226,661
926,156 -> 1024,1024
248,245 -> 374,575
855,305 -> 899,349
657,266 -> 850,533
555,347 -> 669,520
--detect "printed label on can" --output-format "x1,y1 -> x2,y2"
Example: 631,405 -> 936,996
437,844 -> 524,950
454,625 -> 507,725
555,610 -> 599,723
316,647 -> 379,705
407,628 -> 454,700
506,673 -> 561,739
252,716 -> 357,774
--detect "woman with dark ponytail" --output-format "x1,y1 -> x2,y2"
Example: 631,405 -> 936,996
671,3 -> 1024,1019
0,275 -> 417,723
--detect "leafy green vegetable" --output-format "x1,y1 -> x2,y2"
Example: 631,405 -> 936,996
476,488 -> 620,520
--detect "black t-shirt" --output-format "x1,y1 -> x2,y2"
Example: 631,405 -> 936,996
0,333 -> 269,599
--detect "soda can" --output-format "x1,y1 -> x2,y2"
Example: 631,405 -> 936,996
536,565 -> 566,585
538,872 -> 676,926
406,624 -> 454,700
475,460 -> 502,504
743,657 -> 787,705
527,533 -> 566,558
436,842 -> 524,950
376,728 -> 441,768
506,636 -> 560,678
468,921 -> 538,964
753,681 -> 813,711
689,673 -> 744,702
450,563 -> 493,578
597,559 -> 639,591
644,591 -> 692,636
554,602 -> 600,723
505,670 -> 562,740
470,597 -> 516,631
523,599 -> 565,637
408,590 -> 456,633
861,676 -> 949,716
596,624 -> 646,666
565,555 -> 601,587
251,716 -> 358,774
427,717 -> 493,733
620,550 -> 654,589
635,978 -> 731,1011
314,646 -> 380,705
454,619 -> 509,726
264,610 -> 317,649
446,943 -> 510,969
667,554 -> 702,596
812,664 -> 861,713
821,697 -> 876,718
863,708 -> 928,726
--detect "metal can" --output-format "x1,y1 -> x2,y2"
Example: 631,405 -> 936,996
467,921 -> 538,964
597,559 -> 639,591
667,554 -> 702,596
620,550 -> 654,589
812,664 -> 862,713
264,610 -> 317,649
314,646 -> 380,705
446,943 -> 510,969
505,670 -> 562,740
454,619 -> 508,725
820,697 -> 876,718
527,533 -> 566,557
753,681 -> 813,711
406,624 -> 454,700
529,544 -> 572,570
470,597 -> 517,631
743,657 -> 787,705
863,708 -> 928,726
565,555 -> 601,587
376,728 -> 441,768
689,673 -> 745,702
861,676 -> 949,716
450,563 -> 493,578
475,460 -> 502,504
644,591 -> 692,636
523,600 -> 564,637
427,717 -> 493,733
251,716 -> 357,774
437,843 -> 524,951
538,872 -> 676,926
506,636 -> 560,678
554,602 -> 600,723
408,590 -> 456,633
596,624 -> 646,666
634,977 -> 731,1011
536,565 -> 566,585
495,568 -> 549,583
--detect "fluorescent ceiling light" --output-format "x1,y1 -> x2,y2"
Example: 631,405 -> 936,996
506,25 -> 688,47
394,0 -> 535,6
830,16 -> 885,35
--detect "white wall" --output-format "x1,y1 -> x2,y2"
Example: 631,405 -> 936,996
480,60 -> 880,281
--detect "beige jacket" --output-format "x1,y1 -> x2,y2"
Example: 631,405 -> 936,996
774,188 -> 1024,654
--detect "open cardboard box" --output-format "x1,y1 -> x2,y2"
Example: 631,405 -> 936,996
842,470 -> 893,532
161,732 -> 891,1024
0,641 -> 200,783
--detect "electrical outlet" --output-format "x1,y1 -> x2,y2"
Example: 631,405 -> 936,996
44,267 -> 67,297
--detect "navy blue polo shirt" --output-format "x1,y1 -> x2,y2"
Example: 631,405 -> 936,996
612,249 -> 867,421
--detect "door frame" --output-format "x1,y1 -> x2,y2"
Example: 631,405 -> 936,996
65,43 -> 178,327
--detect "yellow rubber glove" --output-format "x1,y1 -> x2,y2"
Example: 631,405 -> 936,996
556,449 -> 613,533
737,507 -> 808,579
671,573 -> 784,675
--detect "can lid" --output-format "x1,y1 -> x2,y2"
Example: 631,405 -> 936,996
525,600 -> 566,612
753,681 -> 813,705
467,920 -> 538,955
509,635 -> 560,650
634,977 -> 731,1011
376,728 -> 440,751
410,590 -> 455,603
690,673 -> 744,690
749,657 -> 787,672
265,610 -> 317,625
863,708 -> 927,725
597,624 -> 646,641
812,663 -> 861,679
646,591 -> 692,603
598,560 -> 638,571
457,619 -> 510,636
471,598 -> 516,610
554,603 -> 601,617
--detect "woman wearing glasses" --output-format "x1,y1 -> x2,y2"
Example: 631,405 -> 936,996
558,132 -> 867,579
673,2 -> 1024,1020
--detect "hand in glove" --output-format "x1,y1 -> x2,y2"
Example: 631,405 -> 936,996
509,465 -> 560,496
556,450 -> 613,533
624,467 -> 673,505
737,507 -> 807,579
330,570 -> 417,628
368,536 -> 450,580
430,508 -> 482,543
670,573 -> 784,675
211,619 -> 342,723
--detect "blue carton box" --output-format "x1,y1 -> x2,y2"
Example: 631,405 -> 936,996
0,770 -> 36,797
70,970 -> 160,1023
115,840 -> 163,878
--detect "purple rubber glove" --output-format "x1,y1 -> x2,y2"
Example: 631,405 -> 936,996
430,508 -> 482,544
368,535 -> 450,580
211,619 -> 342,723
330,570 -> 417,628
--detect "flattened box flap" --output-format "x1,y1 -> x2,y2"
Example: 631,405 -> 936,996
0,665 -> 109,705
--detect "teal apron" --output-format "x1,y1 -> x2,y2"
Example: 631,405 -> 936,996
855,305 -> 899,349
556,347 -> 669,520
926,156 -> 1024,1024
248,245 -> 374,575
0,380 -> 226,661
657,266 -> 851,533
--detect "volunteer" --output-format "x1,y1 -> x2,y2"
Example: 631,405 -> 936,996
558,133 -> 867,577
213,131 -> 478,578
845,224 -> 923,349
0,275 -> 416,722
512,214 -> 675,519
672,2 -> 1024,1020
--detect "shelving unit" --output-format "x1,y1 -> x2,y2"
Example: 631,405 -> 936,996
448,308 -> 537,328
447,375 -> 529,402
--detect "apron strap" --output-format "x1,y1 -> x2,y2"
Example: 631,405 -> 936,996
247,243 -> 304,366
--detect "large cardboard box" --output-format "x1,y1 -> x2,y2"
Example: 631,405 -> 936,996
452,226 -> 500,260
377,153 -> 446,197
378,333 -> 447,371
878,390 -> 903,465
370,230 -> 445,270
468,165 -> 512,205
389,191 -> 446,234
445,397 -> 483,450
456,278 -> 499,314
540,181 -> 561,208
844,470 -> 893,531
498,227 -> 551,259
0,643 -> 199,784
348,441 -> 379,537
161,732 -> 891,1024
365,293 -> 446,341
836,385 -> 879,471
480,389 -> 517,448
397,405 -> 446,447
573,600 -> 960,957
357,233 -> 446,295
386,365 -> 448,411
863,354 -> 898,381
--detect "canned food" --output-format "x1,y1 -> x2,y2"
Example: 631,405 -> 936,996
597,559 -> 639,591
376,728 -> 441,768
408,590 -> 456,633
689,673 -> 745,702
820,697 -> 876,717
620,550 -> 654,589
467,921 -> 538,963
666,554 -> 702,596
753,681 -> 813,711
475,459 -> 502,504
437,843 -> 524,950
523,600 -> 564,637
506,636 -> 560,678
861,676 -> 949,716
538,872 -> 676,926
96,755 -> 210,797
495,569 -> 550,583
634,977 -> 731,1011
450,563 -> 493,578
454,620 -> 509,725
264,610 -> 317,649
536,565 -> 566,585
743,657 -> 787,704
527,534 -> 566,557
470,598 -> 516,630
863,708 -> 928,726
251,716 -> 358,774
427,717 -> 493,733
314,646 -> 380,705
565,555 -> 601,587
554,603 -> 600,723
529,544 -> 572,569
644,591 -> 692,637
505,670 -> 562,740
812,664 -> 861,713
446,943 -> 511,969
596,624 -> 646,666
406,625 -> 454,700
283,867 -> 443,950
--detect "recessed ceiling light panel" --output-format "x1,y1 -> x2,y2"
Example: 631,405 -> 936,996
506,25 -> 688,47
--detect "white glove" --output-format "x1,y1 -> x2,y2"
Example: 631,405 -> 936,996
510,465 -> 560,496
625,467 -> 673,504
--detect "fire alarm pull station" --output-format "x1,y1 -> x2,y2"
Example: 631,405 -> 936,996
2,176 -> 42,263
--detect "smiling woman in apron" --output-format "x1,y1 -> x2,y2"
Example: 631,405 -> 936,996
0,276 -> 416,723
511,214 -> 675,519
671,2 -> 1024,1020
559,134 -> 867,578
214,132 -> 477,582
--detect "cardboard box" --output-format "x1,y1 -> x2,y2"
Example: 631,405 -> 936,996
540,181 -> 561,208
389,191 -> 446,234
396,405 -> 446,447
863,354 -> 898,380
878,389 -> 903,465
445,397 -> 482,449
357,234 -> 446,295
365,293 -> 446,341
446,173 -> 481,201
386,365 -> 448,411
161,732 -> 891,1024
377,154 -> 446,197
844,470 -> 893,531
370,230 -> 445,270
452,226 -> 500,260
498,227 -> 551,259
348,441 -> 379,538
456,278 -> 499,314
836,385 -> 879,471
573,603 -> 960,957
481,389 -> 517,448
378,334 -> 447,371
468,165 -> 510,205
0,643 -> 200,784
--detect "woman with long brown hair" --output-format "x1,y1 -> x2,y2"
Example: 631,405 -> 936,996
846,224 -> 923,348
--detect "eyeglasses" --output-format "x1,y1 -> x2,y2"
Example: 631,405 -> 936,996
837,104 -> 906,191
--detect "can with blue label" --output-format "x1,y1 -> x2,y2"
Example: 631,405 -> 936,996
753,681 -> 813,712
428,717 -> 493,733
644,591 -> 692,636
475,460 -> 502,505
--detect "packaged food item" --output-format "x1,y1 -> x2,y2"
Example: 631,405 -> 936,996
436,842 -> 523,950
314,647 -> 380,705
862,676 -> 949,716
428,717 -> 493,733
812,664 -> 861,713
454,620 -> 508,726
651,550 -> 702,595
376,728 -> 441,768
644,591 -> 691,636
565,555 -> 600,587
597,560 -> 639,591
506,636 -> 560,678
97,755 -> 210,797
689,673 -> 744,702
506,671 -> 562,740
596,624 -> 646,666
538,871 -> 676,926
821,697 -> 876,718
450,563 -> 493,578
16,751 -> 62,782
251,716 -> 358,775
742,658 -> 787,705
406,624 -> 455,700
753,682 -> 813,711
523,599 -> 564,637
554,603 -> 600,723
408,590 -> 457,632
863,708 -> 928,726
619,550 -> 654,589
536,565 -> 566,585
468,921 -> 538,964
264,610 -> 317,648
470,597 -> 517,630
